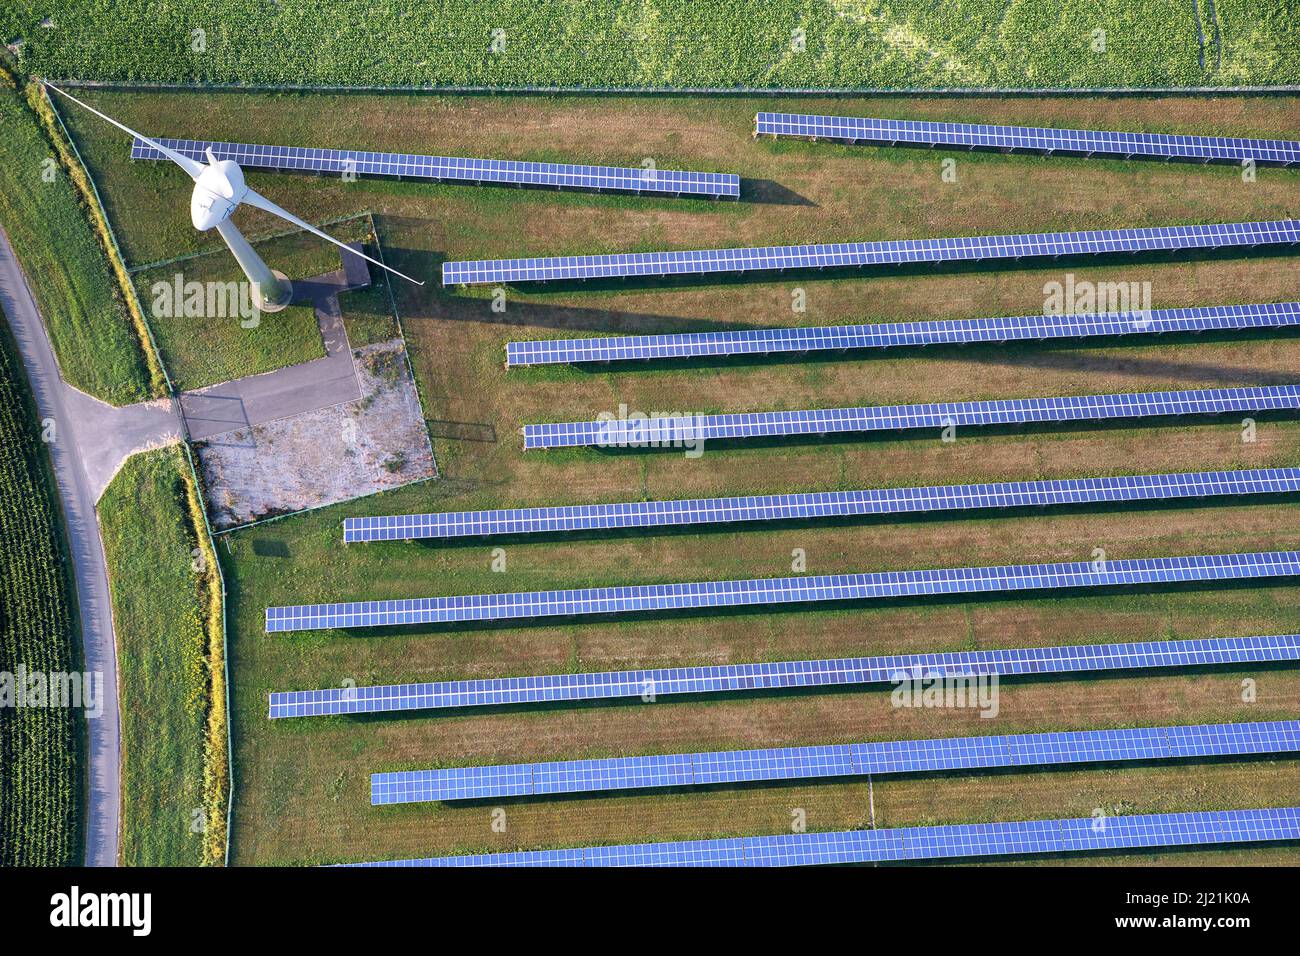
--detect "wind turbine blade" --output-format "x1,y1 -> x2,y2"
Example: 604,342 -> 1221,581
43,82 -> 206,180
243,188 -> 425,286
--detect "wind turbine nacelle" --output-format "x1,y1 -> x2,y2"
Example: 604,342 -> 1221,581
47,83 -> 422,286
190,159 -> 246,230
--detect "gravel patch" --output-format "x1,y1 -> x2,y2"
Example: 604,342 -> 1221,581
195,339 -> 434,529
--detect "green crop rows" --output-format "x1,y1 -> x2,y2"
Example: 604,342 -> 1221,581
4,1 -> 1297,89
0,314 -> 80,867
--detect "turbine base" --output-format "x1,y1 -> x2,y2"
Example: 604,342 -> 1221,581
253,270 -> 293,313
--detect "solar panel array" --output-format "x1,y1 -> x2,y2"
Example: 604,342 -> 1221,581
522,384 -> 1300,450
269,633 -> 1300,719
755,112 -> 1300,167
341,806 -> 1300,866
441,220 -> 1300,285
504,301 -> 1300,366
132,137 -> 740,199
343,468 -> 1300,543
372,720 -> 1300,804
264,550 -> 1300,633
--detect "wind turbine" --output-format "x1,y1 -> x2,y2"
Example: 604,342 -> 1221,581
45,83 -> 423,312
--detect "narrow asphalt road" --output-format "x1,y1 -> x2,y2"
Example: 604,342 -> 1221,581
0,224 -> 179,866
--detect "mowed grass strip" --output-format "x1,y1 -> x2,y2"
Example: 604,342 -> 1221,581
99,447 -> 225,865
360,669 -> 1300,772
0,74 -> 151,404
238,496 -> 1300,610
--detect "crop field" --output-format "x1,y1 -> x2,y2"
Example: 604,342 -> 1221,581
58,88 -> 1300,865
0,313 -> 80,867
5,1 -> 1300,89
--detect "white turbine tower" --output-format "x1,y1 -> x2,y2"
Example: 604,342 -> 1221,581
45,83 -> 422,312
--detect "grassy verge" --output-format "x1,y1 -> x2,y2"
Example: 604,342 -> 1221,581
98,446 -> 226,865
0,66 -> 155,404
4,1 -> 1298,87
0,307 -> 81,866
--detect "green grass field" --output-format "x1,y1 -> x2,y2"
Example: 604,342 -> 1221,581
0,310 -> 81,867
126,224 -> 376,391
98,447 -> 224,865
340,283 -> 400,348
125,215 -> 390,390
58,86 -> 1300,866
0,74 -> 153,404
4,1 -> 1298,88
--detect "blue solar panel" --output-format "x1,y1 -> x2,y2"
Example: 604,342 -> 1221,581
269,633 -> 1300,719
505,301 -> 1300,366
339,806 -> 1300,866
441,220 -> 1300,285
132,137 -> 740,199
522,385 -> 1300,449
343,467 -> 1300,542
581,838 -> 748,867
372,721 -> 1300,804
756,112 -> 1300,167
265,550 -> 1300,633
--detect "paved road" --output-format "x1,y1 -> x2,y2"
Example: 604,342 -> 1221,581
0,224 -> 180,867
60,383 -> 182,500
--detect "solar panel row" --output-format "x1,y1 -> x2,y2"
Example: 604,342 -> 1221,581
372,720 -> 1300,804
441,220 -> 1300,285
132,137 -> 740,199
504,301 -> 1300,366
340,806 -> 1300,866
755,112 -> 1300,167
343,467 -> 1300,542
269,634 -> 1300,718
522,384 -> 1300,449
264,550 -> 1300,633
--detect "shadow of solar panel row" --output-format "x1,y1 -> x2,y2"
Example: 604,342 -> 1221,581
131,137 -> 740,198
340,806 -> 1300,866
371,720 -> 1300,804
269,633 -> 1300,718
442,219 -> 1300,284
343,467 -> 1300,542
756,112 -> 1300,166
264,550 -> 1300,633
505,301 -> 1300,366
523,384 -> 1300,449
